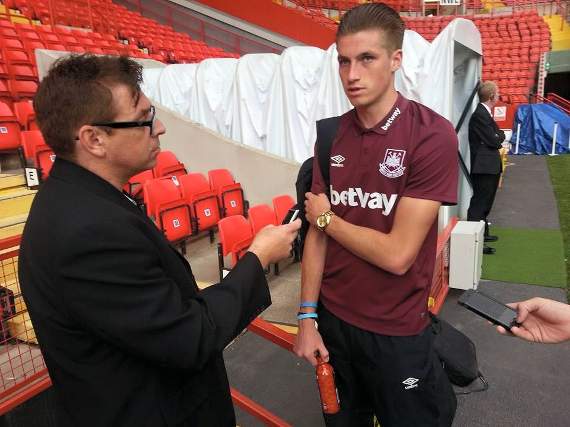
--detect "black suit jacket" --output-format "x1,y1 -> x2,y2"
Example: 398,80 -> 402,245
19,158 -> 271,427
468,103 -> 505,175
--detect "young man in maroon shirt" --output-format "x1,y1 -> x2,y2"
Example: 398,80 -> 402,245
294,4 -> 458,426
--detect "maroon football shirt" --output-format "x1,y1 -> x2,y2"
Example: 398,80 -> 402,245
311,93 -> 458,336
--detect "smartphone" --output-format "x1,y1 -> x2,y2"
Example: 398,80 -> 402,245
458,289 -> 519,330
282,208 -> 300,225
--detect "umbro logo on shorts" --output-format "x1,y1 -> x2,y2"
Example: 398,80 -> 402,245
402,377 -> 419,390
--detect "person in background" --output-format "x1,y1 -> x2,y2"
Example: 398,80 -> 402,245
467,81 -> 505,255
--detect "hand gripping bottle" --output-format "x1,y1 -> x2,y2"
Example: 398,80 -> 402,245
316,355 -> 340,414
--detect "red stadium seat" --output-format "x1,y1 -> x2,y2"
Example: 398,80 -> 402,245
208,168 -> 248,217
87,47 -> 105,54
46,43 -> 66,51
0,79 -> 11,106
217,215 -> 253,280
142,176 -> 192,245
248,204 -> 276,235
67,46 -> 86,53
40,32 -> 60,43
126,169 -> 153,201
272,194 -> 295,224
178,172 -> 220,239
1,38 -> 25,51
59,35 -> 80,46
7,63 -> 36,81
13,100 -> 36,130
0,27 -> 19,39
20,130 -> 55,181
0,101 -> 20,151
17,30 -> 41,43
10,80 -> 37,100
247,203 -> 283,273
0,64 -> 8,80
153,150 -> 186,178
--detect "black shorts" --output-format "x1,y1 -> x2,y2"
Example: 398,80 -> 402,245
318,304 -> 456,427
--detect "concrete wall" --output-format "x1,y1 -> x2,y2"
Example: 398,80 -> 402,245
157,106 -> 300,207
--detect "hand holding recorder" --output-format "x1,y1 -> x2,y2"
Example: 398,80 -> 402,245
459,290 -> 519,331
248,212 -> 300,269
496,297 -> 570,344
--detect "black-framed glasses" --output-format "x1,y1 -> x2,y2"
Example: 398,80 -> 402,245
92,106 -> 156,135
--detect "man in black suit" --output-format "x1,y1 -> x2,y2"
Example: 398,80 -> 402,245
467,81 -> 505,255
18,55 -> 300,427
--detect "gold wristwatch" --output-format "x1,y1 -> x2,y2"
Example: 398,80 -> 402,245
316,210 -> 334,231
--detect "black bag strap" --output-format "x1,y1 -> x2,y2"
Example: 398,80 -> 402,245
455,82 -> 480,190
316,116 -> 341,197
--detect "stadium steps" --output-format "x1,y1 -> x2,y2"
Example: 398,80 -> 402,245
544,14 -> 570,51
0,173 -> 31,240
0,186 -> 35,218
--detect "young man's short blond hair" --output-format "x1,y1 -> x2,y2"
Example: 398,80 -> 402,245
478,81 -> 498,103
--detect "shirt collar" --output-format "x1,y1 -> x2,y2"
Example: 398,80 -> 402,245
351,92 -> 408,136
481,102 -> 492,117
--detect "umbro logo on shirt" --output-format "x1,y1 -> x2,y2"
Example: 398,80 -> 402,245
402,377 -> 419,390
330,155 -> 345,167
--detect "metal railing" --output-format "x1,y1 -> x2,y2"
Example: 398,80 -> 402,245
531,92 -> 570,114
547,92 -> 570,112
0,236 -> 50,416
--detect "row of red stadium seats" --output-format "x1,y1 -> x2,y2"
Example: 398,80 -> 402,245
2,0 -> 238,63
122,151 -> 249,249
217,195 -> 296,280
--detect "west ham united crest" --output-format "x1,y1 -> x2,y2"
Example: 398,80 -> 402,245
379,149 -> 406,178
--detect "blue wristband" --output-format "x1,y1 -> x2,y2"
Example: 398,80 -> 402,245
300,302 -> 318,309
297,312 -> 318,321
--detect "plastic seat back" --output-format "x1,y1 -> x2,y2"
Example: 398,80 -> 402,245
127,169 -> 154,200
0,102 -> 21,151
217,215 -> 253,271
13,100 -> 36,130
272,194 -> 295,224
179,173 -> 220,234
248,204 -> 276,235
153,150 -> 187,178
21,130 -> 54,180
142,176 -> 191,243
10,80 -> 38,99
208,168 -> 246,217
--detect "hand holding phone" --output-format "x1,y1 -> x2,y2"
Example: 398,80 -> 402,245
282,208 -> 300,225
458,290 -> 519,331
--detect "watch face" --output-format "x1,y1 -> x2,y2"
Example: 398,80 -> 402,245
316,216 -> 326,228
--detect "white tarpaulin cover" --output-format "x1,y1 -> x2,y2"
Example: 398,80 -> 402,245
142,18 -> 480,163
141,18 -> 482,218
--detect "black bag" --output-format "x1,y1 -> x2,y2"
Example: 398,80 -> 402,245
295,116 -> 340,256
430,314 -> 487,392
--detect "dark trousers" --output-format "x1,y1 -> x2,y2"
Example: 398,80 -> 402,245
318,305 -> 456,427
467,173 -> 500,235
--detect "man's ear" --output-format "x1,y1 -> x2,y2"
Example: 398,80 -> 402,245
76,125 -> 107,158
391,49 -> 403,73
